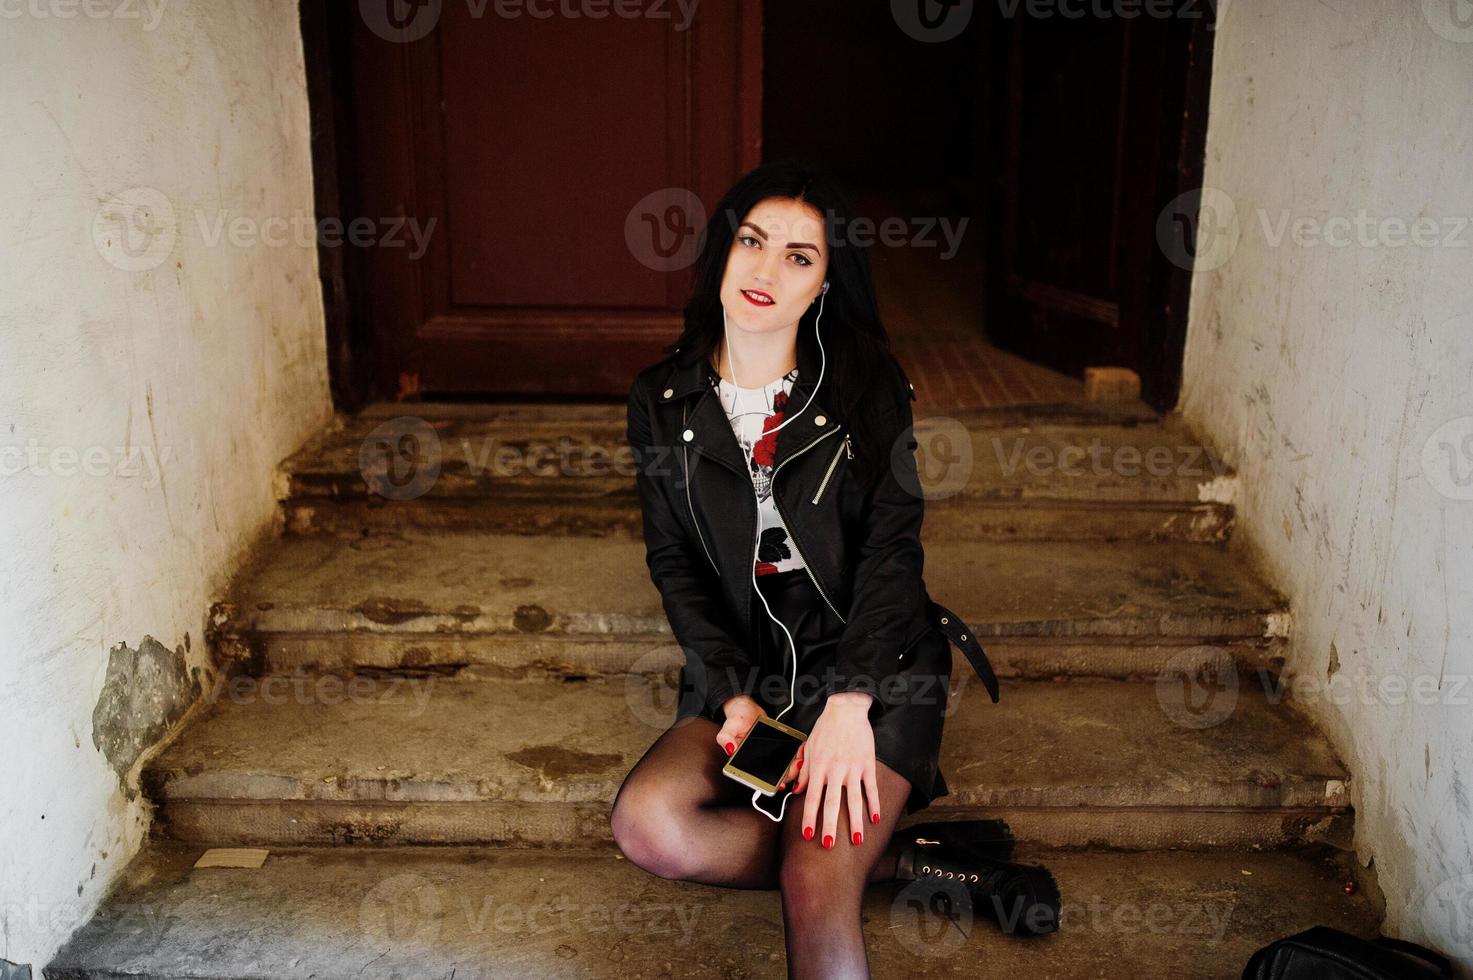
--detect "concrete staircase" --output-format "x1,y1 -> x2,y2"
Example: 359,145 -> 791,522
51,403 -> 1382,978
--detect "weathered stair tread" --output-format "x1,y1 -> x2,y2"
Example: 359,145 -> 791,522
217,532 -> 1286,644
145,675 -> 1346,848
48,842 -> 1379,980
285,406 -> 1230,505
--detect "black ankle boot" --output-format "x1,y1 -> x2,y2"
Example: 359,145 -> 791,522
895,836 -> 1060,938
895,818 -> 1017,862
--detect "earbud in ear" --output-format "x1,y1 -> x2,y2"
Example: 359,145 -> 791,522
821,281 -> 830,294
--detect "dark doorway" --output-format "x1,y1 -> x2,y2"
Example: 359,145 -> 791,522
763,0 -> 1215,412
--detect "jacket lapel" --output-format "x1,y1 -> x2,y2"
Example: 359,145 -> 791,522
772,331 -> 840,471
657,331 -> 839,479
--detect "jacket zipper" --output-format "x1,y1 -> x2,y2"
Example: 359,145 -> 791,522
681,400 -> 721,577
772,427 -> 847,624
810,433 -> 852,504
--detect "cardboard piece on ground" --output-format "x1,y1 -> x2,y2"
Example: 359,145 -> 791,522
193,848 -> 270,869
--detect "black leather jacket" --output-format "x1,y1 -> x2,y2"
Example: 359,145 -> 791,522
626,333 -> 949,721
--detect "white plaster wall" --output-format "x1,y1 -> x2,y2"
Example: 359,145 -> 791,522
0,1 -> 331,969
1181,0 -> 1473,968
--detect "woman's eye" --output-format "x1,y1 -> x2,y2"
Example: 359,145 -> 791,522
738,235 -> 758,248
791,254 -> 812,267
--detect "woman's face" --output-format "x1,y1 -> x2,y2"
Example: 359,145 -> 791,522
719,196 -> 830,337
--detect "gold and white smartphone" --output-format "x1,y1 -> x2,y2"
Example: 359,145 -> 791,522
722,714 -> 808,796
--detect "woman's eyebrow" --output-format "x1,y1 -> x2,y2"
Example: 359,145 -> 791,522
740,222 -> 820,253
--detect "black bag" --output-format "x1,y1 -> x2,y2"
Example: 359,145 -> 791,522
1242,926 -> 1452,979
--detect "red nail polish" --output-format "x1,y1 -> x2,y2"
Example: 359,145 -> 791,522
823,834 -> 834,849
803,826 -> 814,840
724,742 -> 734,756
852,831 -> 863,845
796,758 -> 802,770
871,812 -> 880,825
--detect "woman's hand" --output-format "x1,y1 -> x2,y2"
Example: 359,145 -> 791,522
718,696 -> 806,793
793,692 -> 880,847
715,695 -> 767,758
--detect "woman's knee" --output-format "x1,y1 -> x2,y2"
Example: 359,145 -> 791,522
609,775 -> 702,880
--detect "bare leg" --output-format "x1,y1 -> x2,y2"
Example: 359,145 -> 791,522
776,760 -> 913,980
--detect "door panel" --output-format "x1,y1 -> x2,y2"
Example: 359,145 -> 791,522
345,1 -> 761,398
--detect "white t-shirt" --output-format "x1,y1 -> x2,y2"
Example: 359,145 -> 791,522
717,366 -> 808,576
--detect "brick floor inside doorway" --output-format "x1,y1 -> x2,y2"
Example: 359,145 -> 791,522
854,180 -> 1094,412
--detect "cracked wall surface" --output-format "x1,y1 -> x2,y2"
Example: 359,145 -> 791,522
1180,2 -> 1473,971
91,637 -> 203,799
0,1 -> 332,968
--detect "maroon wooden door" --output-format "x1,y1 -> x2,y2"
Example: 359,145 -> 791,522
344,1 -> 761,399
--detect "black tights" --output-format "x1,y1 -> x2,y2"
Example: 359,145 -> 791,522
609,715 -> 913,980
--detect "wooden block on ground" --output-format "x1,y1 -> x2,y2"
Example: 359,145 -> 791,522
1085,367 -> 1141,402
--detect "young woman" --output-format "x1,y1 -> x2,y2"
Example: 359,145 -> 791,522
611,161 -> 1058,978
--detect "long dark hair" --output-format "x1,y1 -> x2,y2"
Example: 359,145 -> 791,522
662,159 -> 911,491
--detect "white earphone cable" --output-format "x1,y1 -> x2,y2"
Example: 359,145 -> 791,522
722,285 -> 829,823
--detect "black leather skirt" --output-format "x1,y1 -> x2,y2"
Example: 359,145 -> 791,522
674,567 -> 953,817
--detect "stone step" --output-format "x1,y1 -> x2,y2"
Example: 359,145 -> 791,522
145,675 -> 1348,850
280,404 -> 1234,542
48,841 -> 1381,979
210,532 -> 1288,680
